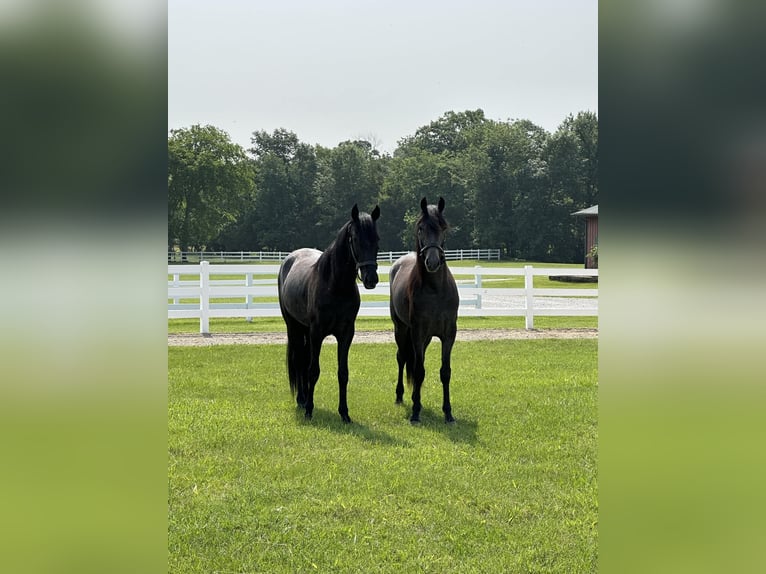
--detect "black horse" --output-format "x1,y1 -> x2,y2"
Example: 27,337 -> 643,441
389,197 -> 459,424
278,204 -> 381,422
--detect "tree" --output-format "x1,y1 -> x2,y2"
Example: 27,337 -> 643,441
314,140 -> 388,244
380,149 -> 469,250
248,129 -> 318,250
534,112 -> 599,262
249,128 -> 301,162
462,120 -> 533,252
399,109 -> 487,155
168,111 -> 597,262
168,125 -> 253,255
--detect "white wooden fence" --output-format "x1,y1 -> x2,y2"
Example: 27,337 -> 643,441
168,248 -> 501,263
168,262 -> 598,334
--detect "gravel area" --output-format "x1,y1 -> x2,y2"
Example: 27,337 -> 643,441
168,327 -> 597,347
478,294 -> 598,310
168,295 -> 597,347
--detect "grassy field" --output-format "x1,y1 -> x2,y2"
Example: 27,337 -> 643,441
168,339 -> 598,572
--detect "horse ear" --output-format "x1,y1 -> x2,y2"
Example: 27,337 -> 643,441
438,197 -> 445,213
420,197 -> 428,214
371,205 -> 380,221
351,204 -> 359,221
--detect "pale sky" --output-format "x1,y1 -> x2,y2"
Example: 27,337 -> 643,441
168,0 -> 597,153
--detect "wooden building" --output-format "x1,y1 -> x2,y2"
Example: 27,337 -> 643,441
572,205 -> 598,268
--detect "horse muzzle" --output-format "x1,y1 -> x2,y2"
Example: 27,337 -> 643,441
425,256 -> 444,273
419,243 -> 445,273
357,263 -> 379,289
422,248 -> 445,273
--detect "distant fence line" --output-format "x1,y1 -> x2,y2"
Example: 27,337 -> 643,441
167,249 -> 501,263
168,262 -> 598,334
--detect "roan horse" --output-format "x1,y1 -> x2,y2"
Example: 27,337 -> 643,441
278,204 -> 381,423
389,197 -> 459,424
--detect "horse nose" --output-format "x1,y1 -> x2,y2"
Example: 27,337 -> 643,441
362,268 -> 378,289
425,253 -> 441,272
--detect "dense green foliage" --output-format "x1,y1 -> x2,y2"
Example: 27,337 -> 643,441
169,339 -> 598,572
168,109 -> 597,262
168,125 -> 255,255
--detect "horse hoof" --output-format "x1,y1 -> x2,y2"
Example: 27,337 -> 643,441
409,418 -> 420,425
445,418 -> 456,425
304,411 -> 313,420
395,398 -> 403,405
340,414 -> 352,424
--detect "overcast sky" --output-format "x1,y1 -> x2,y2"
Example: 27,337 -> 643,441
168,0 -> 597,153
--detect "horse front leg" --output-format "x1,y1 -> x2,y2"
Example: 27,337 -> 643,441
336,327 -> 354,423
440,333 -> 456,424
409,337 -> 426,424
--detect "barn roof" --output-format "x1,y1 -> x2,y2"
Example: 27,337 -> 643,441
571,205 -> 598,216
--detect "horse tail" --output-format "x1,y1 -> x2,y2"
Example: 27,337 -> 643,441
278,256 -> 310,400
285,324 -> 310,398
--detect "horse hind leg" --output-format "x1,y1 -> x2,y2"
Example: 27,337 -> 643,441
395,349 -> 405,404
393,320 -> 410,405
285,319 -> 309,408
303,328 -> 326,420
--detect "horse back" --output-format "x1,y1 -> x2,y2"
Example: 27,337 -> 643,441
278,248 -> 321,325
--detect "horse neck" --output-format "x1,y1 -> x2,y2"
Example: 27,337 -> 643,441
320,232 -> 356,287
414,254 -> 449,287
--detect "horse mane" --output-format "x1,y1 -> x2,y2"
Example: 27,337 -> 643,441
315,221 -> 352,285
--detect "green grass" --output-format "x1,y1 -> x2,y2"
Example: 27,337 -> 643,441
168,339 -> 598,573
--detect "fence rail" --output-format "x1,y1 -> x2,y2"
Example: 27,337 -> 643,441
167,248 -> 501,263
168,262 -> 598,334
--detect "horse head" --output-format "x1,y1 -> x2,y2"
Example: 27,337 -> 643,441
417,197 -> 448,273
349,203 -> 381,289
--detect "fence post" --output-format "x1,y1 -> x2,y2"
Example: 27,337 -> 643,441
172,273 -> 180,305
524,265 -> 534,330
200,261 -> 210,334
245,272 -> 253,323
474,266 -> 482,309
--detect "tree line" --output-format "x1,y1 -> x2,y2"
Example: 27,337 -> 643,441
168,109 -> 597,262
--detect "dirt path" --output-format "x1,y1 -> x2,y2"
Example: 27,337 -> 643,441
168,328 -> 597,347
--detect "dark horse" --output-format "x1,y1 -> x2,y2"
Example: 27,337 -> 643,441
278,204 -> 381,423
389,197 -> 459,424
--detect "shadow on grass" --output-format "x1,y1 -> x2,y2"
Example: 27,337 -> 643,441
294,406 -> 411,447
395,404 -> 479,444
